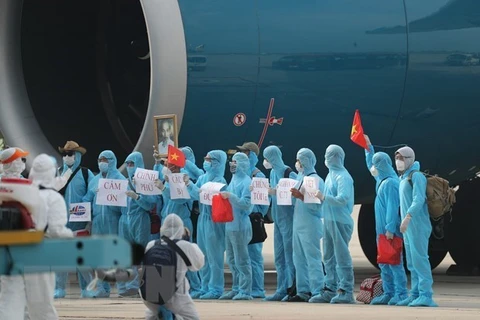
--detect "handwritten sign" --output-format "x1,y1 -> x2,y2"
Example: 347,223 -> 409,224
303,176 -> 321,204
199,182 -> 226,205
276,178 -> 298,206
69,202 -> 91,222
134,168 -> 161,195
169,173 -> 191,200
96,179 -> 128,207
251,177 -> 270,206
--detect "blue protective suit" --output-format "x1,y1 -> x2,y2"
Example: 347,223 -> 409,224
320,145 -> 355,304
160,168 -> 201,294
187,150 -> 227,299
365,145 -> 407,305
55,151 -> 95,298
219,152 -> 253,300
247,151 -> 269,298
181,146 -> 204,182
396,151 -> 437,307
82,150 -> 127,297
118,152 -> 157,296
290,148 -> 324,301
263,146 -> 297,301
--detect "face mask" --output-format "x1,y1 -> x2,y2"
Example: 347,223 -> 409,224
162,166 -> 172,177
8,159 -> 25,174
324,160 -> 330,168
98,162 -> 109,173
395,160 -> 405,172
229,162 -> 237,174
63,155 -> 75,167
370,165 -> 379,177
203,161 -> 212,172
295,161 -> 303,173
263,159 -> 272,170
127,167 -> 136,178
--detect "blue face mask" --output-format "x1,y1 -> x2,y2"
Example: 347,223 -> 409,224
127,167 -> 136,178
98,162 -> 109,173
203,161 -> 212,172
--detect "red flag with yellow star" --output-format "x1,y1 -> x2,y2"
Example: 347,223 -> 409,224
167,145 -> 186,168
350,109 -> 368,150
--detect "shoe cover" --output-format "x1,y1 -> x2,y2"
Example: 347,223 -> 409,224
309,290 -> 336,303
388,294 -> 408,306
82,288 -> 110,298
264,292 -> 287,301
219,291 -> 238,300
396,295 -> 417,306
232,292 -> 254,300
288,293 -> 310,302
370,294 -> 392,305
200,292 -> 221,300
252,291 -> 266,298
54,289 -> 66,299
190,290 -> 203,299
280,295 -> 290,302
408,296 -> 438,307
330,292 -> 355,304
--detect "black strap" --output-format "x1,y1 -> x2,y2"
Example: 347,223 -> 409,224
283,167 -> 293,179
161,235 -> 192,267
81,167 -> 89,188
58,167 -> 81,195
298,172 -> 316,189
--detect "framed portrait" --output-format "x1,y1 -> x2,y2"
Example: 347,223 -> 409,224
153,114 -> 178,157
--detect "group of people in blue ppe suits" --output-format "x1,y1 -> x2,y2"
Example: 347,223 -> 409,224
16,135 -> 436,311
365,135 -> 437,307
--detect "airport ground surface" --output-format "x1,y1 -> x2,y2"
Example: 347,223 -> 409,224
55,207 -> 480,319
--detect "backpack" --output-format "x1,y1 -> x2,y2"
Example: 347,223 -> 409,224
356,275 -> 383,304
264,167 -> 293,224
407,171 -> 456,220
140,235 -> 191,305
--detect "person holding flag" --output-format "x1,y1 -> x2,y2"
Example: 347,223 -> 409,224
154,145 -> 202,298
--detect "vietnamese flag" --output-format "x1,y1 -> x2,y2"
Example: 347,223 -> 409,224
350,109 -> 368,150
167,145 -> 186,168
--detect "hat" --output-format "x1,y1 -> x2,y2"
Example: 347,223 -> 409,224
58,141 -> 86,155
0,147 -> 29,164
236,142 -> 259,156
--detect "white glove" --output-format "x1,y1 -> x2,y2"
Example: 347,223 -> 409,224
400,215 -> 411,233
154,179 -> 165,191
125,190 -> 139,200
63,168 -> 73,180
221,192 -> 230,199
314,190 -> 325,201
385,231 -> 394,240
268,187 -> 276,196
364,134 -> 371,146
249,185 -> 254,192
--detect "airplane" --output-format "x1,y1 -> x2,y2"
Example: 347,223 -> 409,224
0,0 -> 479,274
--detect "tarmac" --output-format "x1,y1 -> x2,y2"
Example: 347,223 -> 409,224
55,207 -> 480,319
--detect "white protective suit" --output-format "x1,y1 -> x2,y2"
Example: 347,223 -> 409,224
142,214 -> 205,320
0,154 -> 74,320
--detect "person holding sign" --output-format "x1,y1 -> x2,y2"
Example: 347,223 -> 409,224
154,145 -> 202,297
311,145 -> 355,304
82,150 -> 127,298
186,150 -> 228,299
218,152 -> 254,301
262,145 -> 297,301
54,140 -> 95,299
238,142 -> 269,299
117,151 -> 157,297
286,148 -> 325,303
364,135 -> 408,305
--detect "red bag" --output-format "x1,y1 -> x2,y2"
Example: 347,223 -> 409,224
212,194 -> 233,223
356,275 -> 383,304
377,234 -> 403,265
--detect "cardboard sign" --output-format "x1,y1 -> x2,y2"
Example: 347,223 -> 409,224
69,202 -> 91,222
251,177 -> 270,206
96,179 -> 128,207
303,176 -> 321,204
276,178 -> 298,206
134,168 -> 162,195
169,173 -> 191,200
199,182 -> 226,205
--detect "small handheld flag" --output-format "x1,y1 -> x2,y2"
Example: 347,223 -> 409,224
167,145 -> 186,168
350,109 -> 368,150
